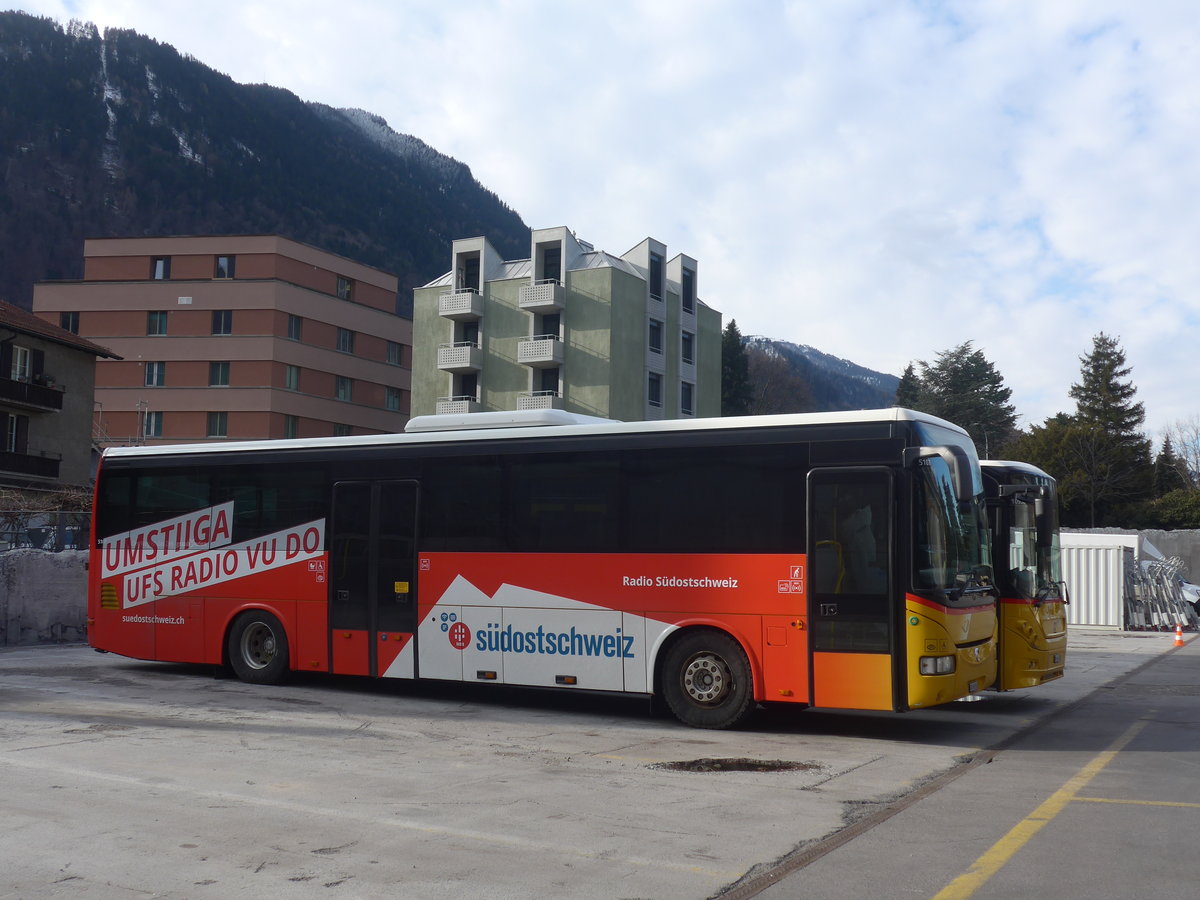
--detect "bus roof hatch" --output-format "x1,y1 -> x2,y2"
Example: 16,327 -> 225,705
404,409 -> 619,433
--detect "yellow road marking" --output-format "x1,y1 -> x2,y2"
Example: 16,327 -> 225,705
1075,796 -> 1200,809
932,719 -> 1147,900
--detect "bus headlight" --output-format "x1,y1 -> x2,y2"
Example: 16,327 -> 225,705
919,655 -> 956,675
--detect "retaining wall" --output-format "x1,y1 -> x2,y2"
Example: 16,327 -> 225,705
0,549 -> 88,646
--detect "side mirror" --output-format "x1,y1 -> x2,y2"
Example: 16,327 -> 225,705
904,445 -> 973,505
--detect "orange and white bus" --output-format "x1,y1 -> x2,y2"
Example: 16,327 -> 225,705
89,407 -> 1000,728
981,459 -> 1067,690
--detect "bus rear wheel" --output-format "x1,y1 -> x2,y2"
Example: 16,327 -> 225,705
662,630 -> 755,729
228,611 -> 290,685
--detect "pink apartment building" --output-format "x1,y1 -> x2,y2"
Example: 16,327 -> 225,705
33,235 -> 412,445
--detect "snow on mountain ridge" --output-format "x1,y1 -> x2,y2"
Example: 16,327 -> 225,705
317,106 -> 462,181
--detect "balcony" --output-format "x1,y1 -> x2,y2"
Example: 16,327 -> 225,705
0,377 -> 63,412
0,450 -> 61,479
517,335 -> 563,368
435,397 -> 482,415
517,391 -> 563,411
438,288 -> 484,320
518,280 -> 565,311
437,341 -> 482,373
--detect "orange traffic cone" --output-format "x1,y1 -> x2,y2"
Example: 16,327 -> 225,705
1175,624 -> 1185,647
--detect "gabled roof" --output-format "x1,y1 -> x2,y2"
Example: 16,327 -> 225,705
0,301 -> 121,359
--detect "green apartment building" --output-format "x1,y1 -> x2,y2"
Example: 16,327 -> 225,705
412,227 -> 721,421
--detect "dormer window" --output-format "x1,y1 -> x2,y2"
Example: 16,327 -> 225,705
541,246 -> 561,283
455,254 -> 481,292
649,252 -> 664,300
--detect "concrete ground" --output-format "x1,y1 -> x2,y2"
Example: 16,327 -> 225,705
0,628 -> 1175,899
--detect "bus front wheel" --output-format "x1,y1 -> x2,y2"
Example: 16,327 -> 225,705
662,630 -> 755,729
228,611 -> 290,685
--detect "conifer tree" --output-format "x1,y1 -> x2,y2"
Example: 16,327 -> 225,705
1062,333 -> 1153,523
894,363 -> 922,408
1154,436 -> 1191,497
720,319 -> 752,416
916,341 -> 1017,456
1069,333 -> 1146,442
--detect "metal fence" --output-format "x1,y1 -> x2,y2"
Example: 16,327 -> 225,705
0,511 -> 90,553
1126,554 -> 1199,630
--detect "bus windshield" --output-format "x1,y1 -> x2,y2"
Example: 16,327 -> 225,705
913,454 -> 993,599
1007,491 -> 1063,601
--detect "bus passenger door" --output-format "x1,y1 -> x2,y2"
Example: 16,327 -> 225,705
807,467 -> 896,711
328,481 -> 419,678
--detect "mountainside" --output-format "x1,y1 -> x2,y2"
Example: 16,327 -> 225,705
0,12 -> 529,310
745,335 -> 899,411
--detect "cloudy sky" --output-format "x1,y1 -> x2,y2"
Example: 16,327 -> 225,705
15,0 -> 1200,439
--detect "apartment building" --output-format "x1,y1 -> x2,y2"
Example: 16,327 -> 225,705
0,301 -> 118,488
411,227 -> 720,421
33,235 -> 412,444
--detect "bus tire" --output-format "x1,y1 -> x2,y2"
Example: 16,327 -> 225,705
227,611 -> 290,685
662,629 -> 755,729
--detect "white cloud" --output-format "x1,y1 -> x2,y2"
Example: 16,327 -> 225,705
16,0 -> 1200,439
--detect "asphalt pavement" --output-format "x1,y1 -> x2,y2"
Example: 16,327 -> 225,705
754,628 -> 1200,899
0,628 -> 1185,899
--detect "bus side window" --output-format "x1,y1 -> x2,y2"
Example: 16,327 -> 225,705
421,456 -> 507,551
507,452 -> 619,553
132,472 -> 211,529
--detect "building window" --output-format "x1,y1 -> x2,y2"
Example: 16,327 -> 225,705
336,328 -> 355,353
207,411 -> 228,437
333,423 -> 351,437
648,372 -> 663,408
147,311 -> 168,335
387,341 -> 404,366
209,361 -> 230,386
283,414 -> 298,439
541,246 -> 561,282
144,361 -> 166,387
681,381 -> 695,416
648,319 -> 663,354
649,252 -> 664,300
336,376 -> 353,402
287,314 -> 302,341
214,255 -> 236,279
456,372 -> 479,401
151,257 -> 171,280
336,276 -> 353,300
60,312 -> 80,334
9,345 -> 31,381
458,320 -> 479,347
285,364 -> 300,391
211,310 -> 233,335
456,256 -> 480,292
538,366 -> 560,394
3,412 -> 29,453
681,331 -> 695,365
682,268 -> 696,314
142,411 -> 163,439
386,387 -> 403,411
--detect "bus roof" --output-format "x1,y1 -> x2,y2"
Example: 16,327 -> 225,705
980,459 -> 1054,480
99,407 -> 968,460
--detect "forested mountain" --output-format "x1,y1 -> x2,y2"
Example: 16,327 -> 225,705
0,12 -> 529,310
1,11 -> 896,413
744,335 -> 899,412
